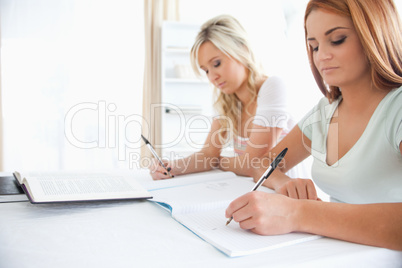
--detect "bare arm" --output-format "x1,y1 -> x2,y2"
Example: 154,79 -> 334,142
248,126 -> 318,199
225,136 -> 402,250
218,124 -> 282,176
226,192 -> 402,250
150,119 -> 223,179
297,200 -> 402,250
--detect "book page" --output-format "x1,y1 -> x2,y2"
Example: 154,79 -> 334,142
13,172 -> 24,184
176,208 -> 321,257
22,173 -> 151,202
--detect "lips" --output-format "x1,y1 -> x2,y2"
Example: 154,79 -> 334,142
321,66 -> 338,73
217,82 -> 226,88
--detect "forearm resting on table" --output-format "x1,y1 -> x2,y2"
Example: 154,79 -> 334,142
171,153 -> 219,175
295,200 -> 402,250
218,155 -> 257,177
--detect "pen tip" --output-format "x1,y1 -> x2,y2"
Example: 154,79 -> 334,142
141,135 -> 149,144
272,148 -> 288,168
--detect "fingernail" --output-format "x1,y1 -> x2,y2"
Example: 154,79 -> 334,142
164,172 -> 167,175
167,167 -> 171,172
172,175 -> 175,178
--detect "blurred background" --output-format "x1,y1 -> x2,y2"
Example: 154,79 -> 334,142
1,0 -> 401,171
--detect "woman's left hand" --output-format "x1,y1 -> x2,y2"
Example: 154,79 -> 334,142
275,178 -> 319,200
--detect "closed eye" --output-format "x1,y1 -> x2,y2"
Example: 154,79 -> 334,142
213,60 -> 221,68
332,36 -> 346,45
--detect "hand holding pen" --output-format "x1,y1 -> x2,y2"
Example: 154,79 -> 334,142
226,148 -> 288,226
141,135 -> 174,179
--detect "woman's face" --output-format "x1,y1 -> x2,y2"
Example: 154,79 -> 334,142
306,9 -> 370,89
197,41 -> 248,95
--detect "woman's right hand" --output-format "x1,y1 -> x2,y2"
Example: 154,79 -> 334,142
148,158 -> 174,180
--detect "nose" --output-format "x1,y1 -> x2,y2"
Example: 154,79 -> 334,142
316,45 -> 332,62
207,69 -> 220,83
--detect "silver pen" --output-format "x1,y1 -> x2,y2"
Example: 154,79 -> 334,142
141,135 -> 173,178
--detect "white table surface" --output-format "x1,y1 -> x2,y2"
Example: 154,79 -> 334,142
0,171 -> 401,268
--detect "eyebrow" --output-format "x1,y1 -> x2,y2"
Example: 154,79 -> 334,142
307,26 -> 349,41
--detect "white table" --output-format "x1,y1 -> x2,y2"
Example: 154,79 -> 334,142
0,172 -> 401,268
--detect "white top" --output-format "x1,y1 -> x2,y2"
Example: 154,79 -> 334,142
298,86 -> 402,204
252,76 -> 296,133
233,76 -> 296,155
232,76 -> 308,179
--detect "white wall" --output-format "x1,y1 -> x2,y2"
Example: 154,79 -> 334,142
1,0 -> 145,171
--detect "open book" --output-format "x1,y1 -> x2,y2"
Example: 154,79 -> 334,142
13,171 -> 152,204
149,171 -> 321,257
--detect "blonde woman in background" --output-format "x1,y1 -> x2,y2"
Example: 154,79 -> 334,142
226,0 -> 402,250
150,15 -> 308,181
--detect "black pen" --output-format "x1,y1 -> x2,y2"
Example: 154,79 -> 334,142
226,147 -> 288,226
141,134 -> 174,178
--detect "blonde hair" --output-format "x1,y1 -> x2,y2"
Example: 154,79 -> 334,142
304,0 -> 402,102
190,15 -> 265,143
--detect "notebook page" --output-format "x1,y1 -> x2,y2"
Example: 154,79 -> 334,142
150,177 -> 260,215
143,170 -> 239,191
176,207 -> 321,257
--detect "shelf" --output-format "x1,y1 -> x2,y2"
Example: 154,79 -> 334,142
161,21 -> 213,159
164,78 -> 208,84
